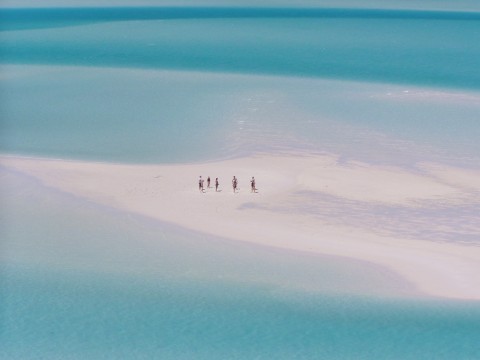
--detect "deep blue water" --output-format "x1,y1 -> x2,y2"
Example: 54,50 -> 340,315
1,7 -> 480,89
3,7 -> 480,28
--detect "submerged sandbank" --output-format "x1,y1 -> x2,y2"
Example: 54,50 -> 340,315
2,153 -> 479,299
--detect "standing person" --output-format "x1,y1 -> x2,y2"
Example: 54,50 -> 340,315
199,176 -> 203,192
207,176 -> 211,188
215,177 -> 219,192
250,176 -> 256,193
232,176 -> 238,193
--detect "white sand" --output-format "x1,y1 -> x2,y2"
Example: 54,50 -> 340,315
2,153 -> 480,299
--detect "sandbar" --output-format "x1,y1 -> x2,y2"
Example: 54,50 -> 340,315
2,153 -> 479,299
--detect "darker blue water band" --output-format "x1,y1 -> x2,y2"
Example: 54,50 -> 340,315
1,7 -> 479,91
1,7 -> 480,29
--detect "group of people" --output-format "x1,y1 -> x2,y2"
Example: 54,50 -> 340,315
198,176 -> 257,193
198,176 -> 219,192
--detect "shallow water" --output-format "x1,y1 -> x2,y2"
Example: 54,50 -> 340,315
1,4 -> 480,359
2,65 -> 480,167
2,169 -> 479,359
3,267 -> 480,360
1,6 -> 480,165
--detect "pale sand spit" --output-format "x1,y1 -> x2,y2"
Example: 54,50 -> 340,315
2,153 -> 479,300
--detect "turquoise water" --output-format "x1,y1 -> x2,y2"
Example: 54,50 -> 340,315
1,7 -> 480,164
2,4 -> 480,359
1,7 -> 480,90
2,65 -> 480,165
3,268 -> 479,359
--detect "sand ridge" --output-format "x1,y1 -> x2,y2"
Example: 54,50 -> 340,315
2,153 -> 480,299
